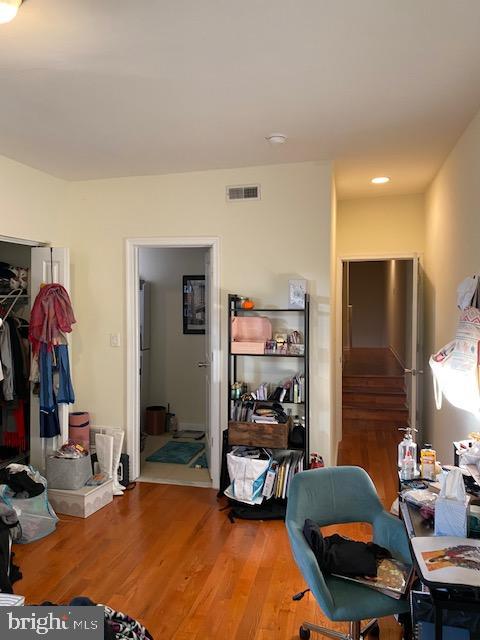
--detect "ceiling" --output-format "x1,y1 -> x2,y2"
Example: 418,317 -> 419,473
1,1 -> 480,198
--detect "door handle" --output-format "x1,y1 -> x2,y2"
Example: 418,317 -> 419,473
404,369 -> 424,375
198,361 -> 209,368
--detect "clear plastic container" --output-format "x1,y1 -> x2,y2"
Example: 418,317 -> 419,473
398,427 -> 418,471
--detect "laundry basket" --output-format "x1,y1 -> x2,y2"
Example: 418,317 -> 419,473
0,468 -> 58,543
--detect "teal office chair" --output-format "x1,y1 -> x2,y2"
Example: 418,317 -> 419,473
286,466 -> 412,640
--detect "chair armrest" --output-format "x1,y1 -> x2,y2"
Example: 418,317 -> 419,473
286,521 -> 335,616
372,510 -> 412,565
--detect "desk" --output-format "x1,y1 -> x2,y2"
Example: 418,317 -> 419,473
400,501 -> 480,639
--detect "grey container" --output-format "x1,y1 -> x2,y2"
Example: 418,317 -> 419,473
46,454 -> 92,491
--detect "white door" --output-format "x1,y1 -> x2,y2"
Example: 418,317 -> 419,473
202,249 -> 212,477
30,247 -> 71,470
405,255 -> 423,440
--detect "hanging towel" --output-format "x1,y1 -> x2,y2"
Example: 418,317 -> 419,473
29,284 -> 76,355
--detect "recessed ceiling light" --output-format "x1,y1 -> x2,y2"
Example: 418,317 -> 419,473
0,0 -> 22,24
371,176 -> 390,184
265,133 -> 287,144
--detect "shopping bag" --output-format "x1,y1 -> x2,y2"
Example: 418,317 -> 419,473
224,449 -> 270,505
429,306 -> 480,415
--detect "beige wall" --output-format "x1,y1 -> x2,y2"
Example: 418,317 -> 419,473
64,161 -> 334,462
424,108 -> 480,462
385,259 -> 412,367
139,247 -> 207,427
337,193 -> 425,257
349,261 -> 387,348
0,155 -> 66,245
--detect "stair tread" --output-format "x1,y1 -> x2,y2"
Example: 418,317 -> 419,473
343,403 -> 408,412
343,387 -> 406,395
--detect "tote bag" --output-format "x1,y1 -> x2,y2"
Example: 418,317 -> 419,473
429,306 -> 480,415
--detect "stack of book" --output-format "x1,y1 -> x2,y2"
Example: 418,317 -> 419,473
262,451 -> 304,500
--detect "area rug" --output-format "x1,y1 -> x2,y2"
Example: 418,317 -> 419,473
190,452 -> 208,469
146,441 -> 205,464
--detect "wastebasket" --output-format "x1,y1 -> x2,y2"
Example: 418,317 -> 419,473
145,406 -> 166,435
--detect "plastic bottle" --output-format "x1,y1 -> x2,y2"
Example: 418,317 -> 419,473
420,444 -> 437,480
398,427 -> 418,469
400,449 -> 415,480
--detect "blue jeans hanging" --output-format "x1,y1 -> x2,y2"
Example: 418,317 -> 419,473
39,344 -> 75,438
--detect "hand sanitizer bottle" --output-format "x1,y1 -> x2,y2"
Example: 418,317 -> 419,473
398,427 -> 418,471
401,449 -> 415,480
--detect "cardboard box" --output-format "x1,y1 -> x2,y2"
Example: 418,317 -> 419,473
48,480 -> 113,518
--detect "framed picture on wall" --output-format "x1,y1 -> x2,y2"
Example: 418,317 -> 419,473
183,275 -> 206,334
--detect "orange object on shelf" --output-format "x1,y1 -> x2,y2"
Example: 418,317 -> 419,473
241,298 -> 255,309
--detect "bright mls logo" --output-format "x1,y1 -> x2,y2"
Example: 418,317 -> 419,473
0,607 -> 103,638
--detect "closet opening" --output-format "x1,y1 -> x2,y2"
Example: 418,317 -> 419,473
0,236 -> 43,470
125,237 -> 221,489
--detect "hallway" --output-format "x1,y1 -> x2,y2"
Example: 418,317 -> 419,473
343,347 -> 409,434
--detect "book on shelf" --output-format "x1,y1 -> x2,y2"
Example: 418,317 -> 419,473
333,558 -> 413,600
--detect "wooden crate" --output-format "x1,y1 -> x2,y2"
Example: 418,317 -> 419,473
228,418 -> 291,449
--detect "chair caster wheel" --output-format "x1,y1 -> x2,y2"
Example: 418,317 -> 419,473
300,627 -> 311,639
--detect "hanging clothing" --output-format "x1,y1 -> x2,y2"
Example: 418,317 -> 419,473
0,322 -> 14,401
29,283 -> 76,355
39,345 -> 61,438
56,345 -> 75,404
6,317 -> 28,399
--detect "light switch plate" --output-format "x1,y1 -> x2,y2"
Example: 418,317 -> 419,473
110,333 -> 121,348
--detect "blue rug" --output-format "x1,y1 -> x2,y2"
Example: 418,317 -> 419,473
146,441 -> 205,464
190,452 -> 208,469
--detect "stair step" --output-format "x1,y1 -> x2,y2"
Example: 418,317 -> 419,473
343,406 -> 409,422
342,391 -> 407,407
343,375 -> 405,391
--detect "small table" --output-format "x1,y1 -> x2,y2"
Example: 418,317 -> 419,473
401,501 -> 480,639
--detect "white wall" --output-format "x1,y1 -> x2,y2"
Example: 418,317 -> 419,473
64,161 -> 334,463
139,247 -> 206,427
424,108 -> 480,462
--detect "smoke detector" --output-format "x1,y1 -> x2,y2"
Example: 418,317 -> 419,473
265,133 -> 287,144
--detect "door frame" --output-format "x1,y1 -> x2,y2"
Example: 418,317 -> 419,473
125,236 -> 221,487
335,252 -> 423,454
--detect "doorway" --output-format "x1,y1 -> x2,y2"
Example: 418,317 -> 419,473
125,237 -> 221,489
336,255 -> 422,468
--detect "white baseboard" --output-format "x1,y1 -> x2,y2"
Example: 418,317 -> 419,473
177,422 -> 206,431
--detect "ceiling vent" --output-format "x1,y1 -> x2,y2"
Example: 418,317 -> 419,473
226,184 -> 260,202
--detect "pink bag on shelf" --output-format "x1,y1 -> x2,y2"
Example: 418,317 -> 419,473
231,316 -> 272,342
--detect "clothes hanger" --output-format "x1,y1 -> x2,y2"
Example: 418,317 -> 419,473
0,288 -> 25,326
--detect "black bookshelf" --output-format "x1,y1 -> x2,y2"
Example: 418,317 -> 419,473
227,293 -> 310,468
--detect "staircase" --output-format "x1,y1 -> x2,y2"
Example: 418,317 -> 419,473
342,374 -> 409,426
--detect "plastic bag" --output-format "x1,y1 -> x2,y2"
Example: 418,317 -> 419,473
0,469 -> 58,543
429,306 -> 480,415
224,448 -> 270,505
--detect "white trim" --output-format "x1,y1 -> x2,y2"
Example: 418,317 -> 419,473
125,236 -> 221,489
0,235 -> 46,247
335,252 -> 423,452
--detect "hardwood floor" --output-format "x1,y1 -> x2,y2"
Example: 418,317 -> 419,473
14,422 -> 403,640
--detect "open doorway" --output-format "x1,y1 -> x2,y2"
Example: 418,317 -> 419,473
337,256 -> 422,464
138,247 -> 210,486
125,237 -> 221,489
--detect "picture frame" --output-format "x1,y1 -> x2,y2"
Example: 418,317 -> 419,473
288,279 -> 307,309
183,275 -> 206,334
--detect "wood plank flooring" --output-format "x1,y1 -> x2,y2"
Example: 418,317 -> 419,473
14,422 -> 402,640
